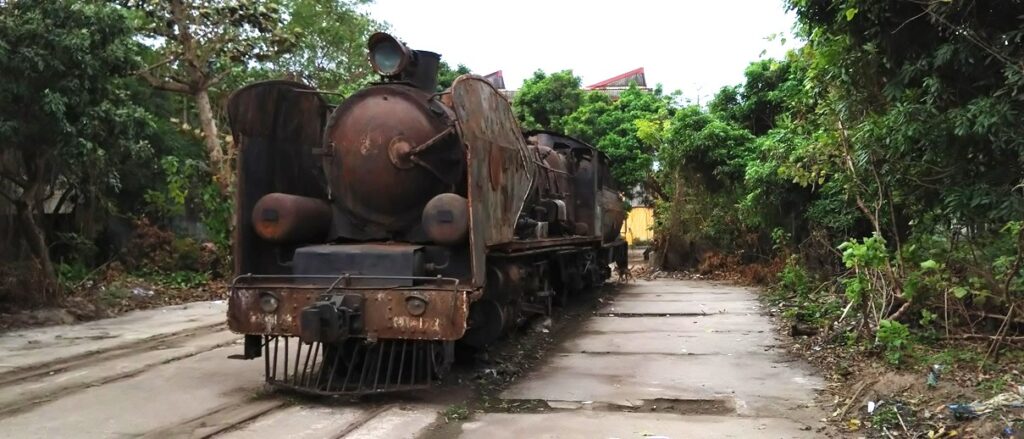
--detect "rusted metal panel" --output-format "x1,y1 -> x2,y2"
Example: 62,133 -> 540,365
488,236 -> 602,254
364,289 -> 470,340
228,288 -> 318,335
227,80 -> 329,275
450,75 -> 535,286
227,287 -> 471,341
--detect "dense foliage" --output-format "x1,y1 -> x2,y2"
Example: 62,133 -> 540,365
655,0 -> 1024,355
512,70 -> 585,133
509,1 -> 1023,361
0,0 -> 382,304
0,1 -> 153,298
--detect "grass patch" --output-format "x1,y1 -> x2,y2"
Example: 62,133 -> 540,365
441,404 -> 470,422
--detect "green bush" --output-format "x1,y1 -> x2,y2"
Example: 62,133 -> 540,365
875,320 -> 911,365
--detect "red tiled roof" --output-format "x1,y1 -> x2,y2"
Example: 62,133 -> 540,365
586,67 -> 646,89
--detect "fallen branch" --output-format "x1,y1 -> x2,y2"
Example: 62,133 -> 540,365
968,311 -> 1024,325
836,379 -> 873,420
948,334 -> 1024,342
886,299 -> 913,321
981,303 -> 1016,369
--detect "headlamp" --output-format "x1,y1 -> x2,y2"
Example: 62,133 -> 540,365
259,292 -> 280,313
368,32 -> 411,77
405,295 -> 428,317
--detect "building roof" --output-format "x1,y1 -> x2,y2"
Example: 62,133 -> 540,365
585,67 -> 646,90
483,70 -> 505,90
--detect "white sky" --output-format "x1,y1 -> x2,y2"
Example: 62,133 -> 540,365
363,0 -> 801,103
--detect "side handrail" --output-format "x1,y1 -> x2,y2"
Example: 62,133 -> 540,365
229,273 -> 462,293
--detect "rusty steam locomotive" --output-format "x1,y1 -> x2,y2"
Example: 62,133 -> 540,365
225,32 -> 627,395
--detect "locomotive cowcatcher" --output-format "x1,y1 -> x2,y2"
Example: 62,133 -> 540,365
225,32 -> 628,395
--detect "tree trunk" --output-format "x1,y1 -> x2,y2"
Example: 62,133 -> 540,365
15,202 -> 57,298
194,88 -> 231,193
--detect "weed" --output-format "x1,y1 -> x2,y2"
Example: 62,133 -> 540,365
876,319 -> 911,365
778,256 -> 812,298
149,270 -> 210,289
976,374 -> 1013,397
870,405 -> 901,430
916,346 -> 985,370
442,404 -> 470,422
98,287 -> 132,306
57,262 -> 92,289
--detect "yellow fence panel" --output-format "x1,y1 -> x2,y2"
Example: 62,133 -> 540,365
621,206 -> 654,245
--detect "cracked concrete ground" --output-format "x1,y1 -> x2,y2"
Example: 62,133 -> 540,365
0,277 -> 825,438
461,279 -> 826,438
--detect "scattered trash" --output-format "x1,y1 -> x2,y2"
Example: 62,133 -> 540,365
947,386 -> 1024,420
927,426 -> 958,438
1002,426 -> 1016,438
846,418 -> 862,431
131,287 -> 154,298
927,364 -> 943,387
947,403 -> 979,420
867,400 -> 878,414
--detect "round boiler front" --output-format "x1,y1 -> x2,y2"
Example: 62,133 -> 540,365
323,85 -> 453,231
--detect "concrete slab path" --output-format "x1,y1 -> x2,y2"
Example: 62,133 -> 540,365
462,278 -> 825,438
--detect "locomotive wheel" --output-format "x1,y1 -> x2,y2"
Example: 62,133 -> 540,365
462,299 -> 507,348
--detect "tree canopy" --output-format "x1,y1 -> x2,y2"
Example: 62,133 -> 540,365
512,70 -> 584,133
0,0 -> 153,296
0,0 -> 384,302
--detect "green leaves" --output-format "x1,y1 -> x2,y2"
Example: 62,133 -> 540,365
839,234 -> 889,270
513,69 -> 585,133
844,8 -> 858,21
876,319 -> 910,365
273,0 -> 382,93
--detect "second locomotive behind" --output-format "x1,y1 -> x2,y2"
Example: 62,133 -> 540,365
225,32 -> 628,395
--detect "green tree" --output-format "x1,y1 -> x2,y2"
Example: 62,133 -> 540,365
513,70 -> 584,132
0,0 -> 153,297
563,85 -> 674,198
437,62 -> 471,91
128,0 -> 293,191
274,0 -> 383,94
653,0 -> 1024,339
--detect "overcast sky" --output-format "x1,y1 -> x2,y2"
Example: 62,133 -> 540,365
363,0 -> 801,103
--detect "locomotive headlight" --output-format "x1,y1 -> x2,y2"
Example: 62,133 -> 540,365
259,292 -> 280,313
368,32 -> 410,77
405,295 -> 428,317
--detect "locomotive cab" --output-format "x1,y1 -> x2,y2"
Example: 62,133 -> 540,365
225,32 -> 627,395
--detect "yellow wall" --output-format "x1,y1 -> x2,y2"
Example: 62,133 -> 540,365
621,206 -> 654,245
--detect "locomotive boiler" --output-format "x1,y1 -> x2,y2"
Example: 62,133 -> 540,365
225,32 -> 627,395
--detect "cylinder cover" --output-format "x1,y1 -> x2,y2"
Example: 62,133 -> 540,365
251,193 -> 332,244
421,193 -> 469,245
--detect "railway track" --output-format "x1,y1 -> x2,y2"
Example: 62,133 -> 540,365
0,323 -> 237,417
137,400 -> 438,439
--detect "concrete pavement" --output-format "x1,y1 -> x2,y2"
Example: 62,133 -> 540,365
0,278 -> 825,438
462,279 -> 825,438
